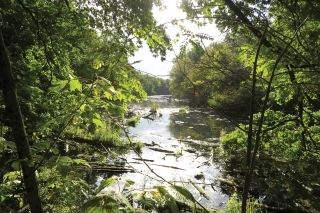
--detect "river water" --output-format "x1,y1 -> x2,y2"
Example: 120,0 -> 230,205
96,95 -> 233,210
96,95 -> 320,212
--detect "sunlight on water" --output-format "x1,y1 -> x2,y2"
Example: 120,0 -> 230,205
97,96 -> 233,210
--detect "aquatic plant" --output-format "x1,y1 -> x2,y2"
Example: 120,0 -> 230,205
133,141 -> 145,153
222,194 -> 266,213
65,121 -> 125,147
175,146 -> 183,156
149,103 -> 160,113
179,106 -> 190,113
126,115 -> 141,127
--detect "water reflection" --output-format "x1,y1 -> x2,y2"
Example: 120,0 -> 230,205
108,96 -> 234,209
168,110 -> 232,142
93,95 -> 320,212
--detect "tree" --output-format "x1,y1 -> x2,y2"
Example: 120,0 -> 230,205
170,57 -> 197,101
127,70 -> 171,96
179,0 -> 320,212
169,41 -> 255,113
0,0 -> 171,212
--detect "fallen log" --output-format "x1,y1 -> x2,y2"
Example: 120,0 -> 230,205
91,166 -> 134,173
149,163 -> 185,170
189,179 -> 212,201
184,148 -> 197,153
142,112 -> 156,120
214,177 -> 241,191
132,157 -> 154,162
144,141 -> 161,147
148,147 -> 175,153
180,139 -> 220,148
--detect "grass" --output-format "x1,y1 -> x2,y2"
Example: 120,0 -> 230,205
64,122 -> 126,147
149,103 -> 160,113
220,128 -> 227,137
92,126 -> 125,146
133,141 -> 144,153
126,115 -> 141,127
179,106 -> 189,113
220,193 -> 266,213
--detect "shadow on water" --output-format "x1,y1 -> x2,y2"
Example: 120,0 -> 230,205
95,95 -> 320,213
218,151 -> 320,213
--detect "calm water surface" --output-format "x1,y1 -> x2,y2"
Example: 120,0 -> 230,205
96,96 -> 320,212
97,95 -> 234,210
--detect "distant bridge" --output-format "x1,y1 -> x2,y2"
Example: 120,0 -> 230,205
134,68 -> 170,78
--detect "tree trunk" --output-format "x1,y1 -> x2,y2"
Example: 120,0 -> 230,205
0,30 -> 43,213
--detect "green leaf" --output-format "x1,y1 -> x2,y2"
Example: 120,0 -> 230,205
171,185 -> 196,203
3,171 -> 21,182
104,91 -> 113,99
11,160 -> 21,171
133,208 -> 149,213
98,76 -> 112,85
114,191 -> 134,211
146,37 -> 155,47
150,190 -> 162,202
51,147 -> 59,155
50,80 -> 69,91
107,104 -> 124,117
124,179 -> 135,188
107,86 -> 116,94
73,159 -> 91,168
155,186 -> 179,213
0,139 -> 15,151
27,86 -> 43,97
95,176 -> 117,194
1,138 -> 14,146
82,195 -> 119,213
92,118 -> 104,127
57,165 -> 70,177
58,156 -> 73,165
166,197 -> 179,213
36,140 -> 51,151
135,195 -> 157,210
69,79 -> 82,91
21,158 -> 34,167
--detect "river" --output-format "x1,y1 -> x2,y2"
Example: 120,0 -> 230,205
95,95 -> 320,213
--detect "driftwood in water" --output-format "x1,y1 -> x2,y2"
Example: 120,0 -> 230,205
149,163 -> 185,170
188,179 -> 212,201
91,165 -> 134,173
214,177 -> 242,191
142,112 -> 156,120
180,139 -> 220,147
163,153 -> 179,159
129,161 -> 185,170
144,141 -> 161,147
132,157 -> 154,162
148,147 -> 175,153
215,177 -> 264,197
184,148 -> 197,153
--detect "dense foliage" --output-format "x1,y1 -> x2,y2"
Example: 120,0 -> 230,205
0,0 -> 172,212
169,40 -> 261,116
2,0 -> 320,212
131,71 -> 171,95
177,0 -> 320,212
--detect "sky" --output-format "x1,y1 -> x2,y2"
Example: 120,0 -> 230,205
129,0 -> 224,78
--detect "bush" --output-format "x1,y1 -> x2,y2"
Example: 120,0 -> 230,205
126,115 -> 141,127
